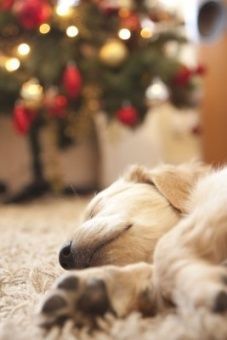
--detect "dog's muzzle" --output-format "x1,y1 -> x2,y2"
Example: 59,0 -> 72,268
59,242 -> 76,270
59,242 -> 94,270
59,223 -> 133,270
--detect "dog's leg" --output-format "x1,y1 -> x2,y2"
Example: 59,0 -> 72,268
153,203 -> 227,313
39,262 -> 155,329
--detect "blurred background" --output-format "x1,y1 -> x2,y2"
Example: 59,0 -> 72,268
0,0 -> 225,203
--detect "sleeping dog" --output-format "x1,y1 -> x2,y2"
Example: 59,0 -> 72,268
39,163 -> 227,328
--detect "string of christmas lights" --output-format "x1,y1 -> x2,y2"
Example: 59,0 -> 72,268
0,0 -> 205,201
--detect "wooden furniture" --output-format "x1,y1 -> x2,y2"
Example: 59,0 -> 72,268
199,34 -> 227,164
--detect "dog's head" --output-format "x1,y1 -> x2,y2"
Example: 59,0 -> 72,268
59,163 -> 209,270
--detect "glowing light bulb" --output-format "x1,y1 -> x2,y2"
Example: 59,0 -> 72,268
57,0 -> 79,7
140,27 -> 153,39
140,17 -> 155,39
56,4 -> 72,17
5,58 -> 20,72
21,78 -> 44,109
17,43 -> 30,56
39,23 -> 51,34
55,0 -> 80,17
118,28 -> 131,40
66,25 -> 79,38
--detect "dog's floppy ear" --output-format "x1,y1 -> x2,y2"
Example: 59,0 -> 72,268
125,163 -> 210,213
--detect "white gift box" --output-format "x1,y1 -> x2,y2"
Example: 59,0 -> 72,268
95,103 -> 202,188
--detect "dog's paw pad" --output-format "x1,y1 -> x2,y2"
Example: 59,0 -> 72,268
213,291 -> 227,313
57,275 -> 79,291
41,294 -> 67,314
55,315 -> 70,327
40,294 -> 70,329
77,278 -> 111,315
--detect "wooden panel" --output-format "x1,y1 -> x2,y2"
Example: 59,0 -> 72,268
199,34 -> 227,164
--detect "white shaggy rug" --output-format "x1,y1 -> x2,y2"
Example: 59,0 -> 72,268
0,198 -> 227,340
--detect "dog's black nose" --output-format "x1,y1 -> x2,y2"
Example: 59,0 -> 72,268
59,242 -> 75,270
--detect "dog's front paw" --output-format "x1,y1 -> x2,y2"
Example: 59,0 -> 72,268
39,263 -> 154,329
39,274 -> 111,329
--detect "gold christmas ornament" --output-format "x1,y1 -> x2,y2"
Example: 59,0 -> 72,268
21,78 -> 44,108
99,39 -> 128,67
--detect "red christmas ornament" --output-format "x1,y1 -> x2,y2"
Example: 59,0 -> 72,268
63,64 -> 82,99
172,66 -> 193,87
116,104 -> 139,127
13,103 -> 37,134
0,0 -> 15,10
120,12 -> 141,31
48,95 -> 68,118
14,0 -> 51,29
194,64 -> 207,76
95,0 -> 119,15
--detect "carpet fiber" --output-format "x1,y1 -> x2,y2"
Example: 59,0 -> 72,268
0,198 -> 227,340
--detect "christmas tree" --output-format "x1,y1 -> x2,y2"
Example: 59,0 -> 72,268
0,0 -> 204,202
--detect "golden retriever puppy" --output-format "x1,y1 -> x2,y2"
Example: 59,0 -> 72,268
58,163 -> 206,269
39,163 -> 227,329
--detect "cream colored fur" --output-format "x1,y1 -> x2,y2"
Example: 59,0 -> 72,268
40,162 -> 227,334
69,163 -> 208,267
154,166 -> 227,311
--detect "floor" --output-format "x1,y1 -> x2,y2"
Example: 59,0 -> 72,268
0,198 -> 226,340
